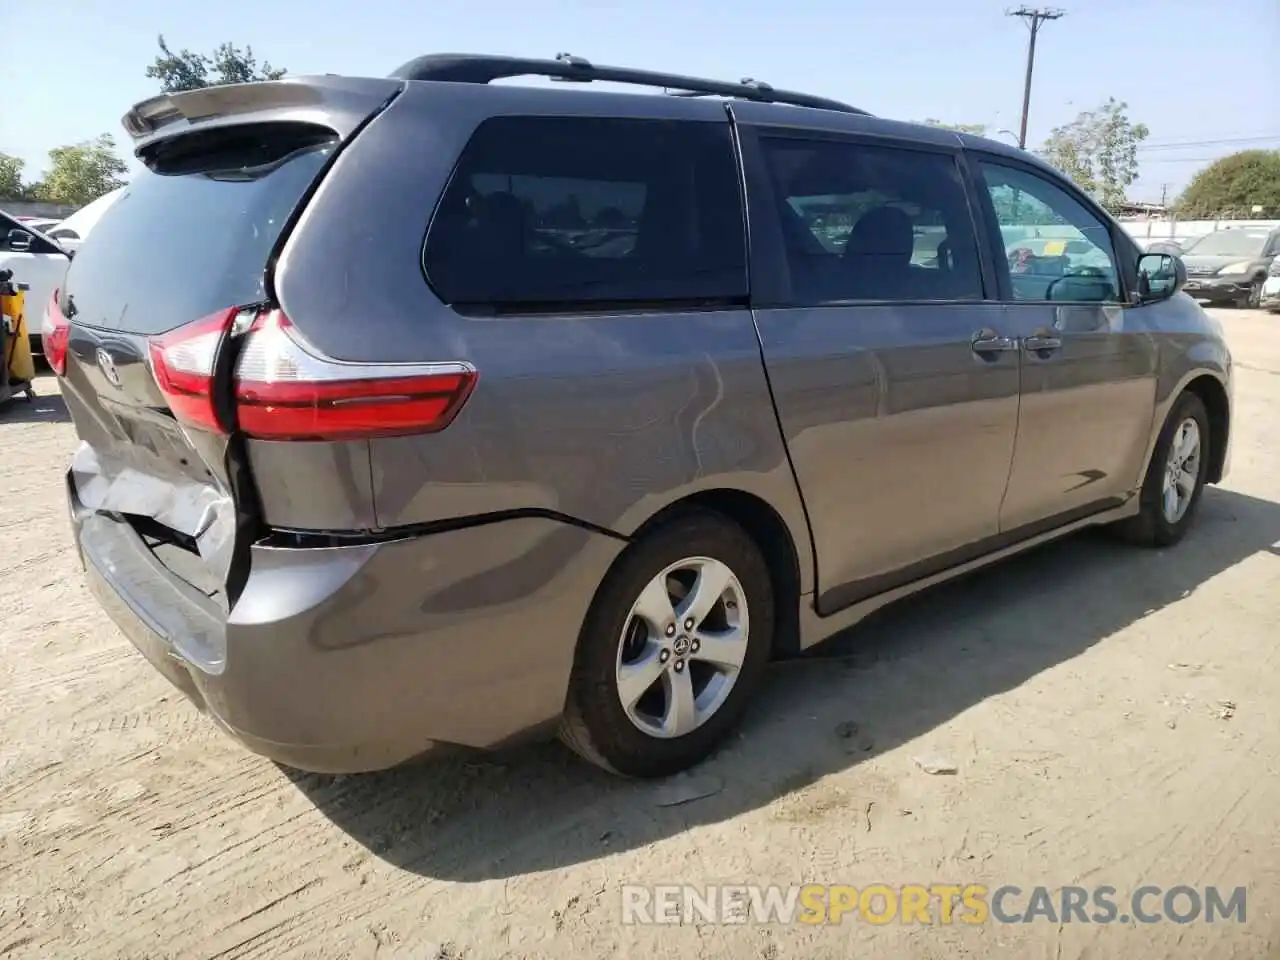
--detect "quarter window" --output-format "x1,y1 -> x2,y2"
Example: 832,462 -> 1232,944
978,161 -> 1122,303
424,117 -> 748,310
760,137 -> 985,305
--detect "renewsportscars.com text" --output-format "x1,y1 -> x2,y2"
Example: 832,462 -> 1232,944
621,883 -> 1247,926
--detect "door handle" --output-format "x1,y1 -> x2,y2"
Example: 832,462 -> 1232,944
971,329 -> 1017,355
1023,335 -> 1063,352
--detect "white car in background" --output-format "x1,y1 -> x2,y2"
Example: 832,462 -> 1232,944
16,216 -> 63,234
39,187 -> 124,252
0,187 -> 124,354
1,209 -> 71,354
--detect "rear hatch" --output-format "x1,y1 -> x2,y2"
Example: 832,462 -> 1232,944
55,78 -> 401,606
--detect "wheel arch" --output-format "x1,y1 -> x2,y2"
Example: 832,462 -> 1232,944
627,488 -> 805,659
1184,374 -> 1230,484
1140,371 -> 1230,485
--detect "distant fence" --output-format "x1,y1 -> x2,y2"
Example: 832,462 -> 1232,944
1117,219 -> 1280,245
984,219 -> 1280,252
0,200 -> 80,219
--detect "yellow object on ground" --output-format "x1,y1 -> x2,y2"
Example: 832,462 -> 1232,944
2,286 -> 35,384
1042,239 -> 1066,256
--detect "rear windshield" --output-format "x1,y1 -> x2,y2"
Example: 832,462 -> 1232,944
63,133 -> 335,335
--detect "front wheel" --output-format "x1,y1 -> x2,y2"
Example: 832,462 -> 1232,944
1244,278 -> 1263,309
1114,392 -> 1211,547
559,511 -> 774,778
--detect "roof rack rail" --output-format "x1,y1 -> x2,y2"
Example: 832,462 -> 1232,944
388,53 -> 869,116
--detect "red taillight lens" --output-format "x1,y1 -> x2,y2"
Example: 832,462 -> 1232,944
147,308 -> 239,433
233,310 -> 477,441
146,307 -> 477,441
42,289 -> 71,376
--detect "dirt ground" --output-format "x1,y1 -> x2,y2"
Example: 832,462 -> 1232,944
1,308 -> 1278,959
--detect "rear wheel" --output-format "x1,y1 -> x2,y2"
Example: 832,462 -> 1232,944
1114,392 -> 1211,547
559,511 -> 773,778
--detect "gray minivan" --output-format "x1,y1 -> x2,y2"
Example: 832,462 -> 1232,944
51,54 -> 1232,779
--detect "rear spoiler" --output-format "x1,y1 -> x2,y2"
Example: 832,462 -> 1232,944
121,75 -> 404,157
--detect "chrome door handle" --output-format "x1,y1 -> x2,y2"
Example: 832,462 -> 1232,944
971,330 -> 1018,354
1023,335 -> 1063,352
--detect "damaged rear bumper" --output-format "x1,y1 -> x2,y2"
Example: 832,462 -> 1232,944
69,474 -> 625,773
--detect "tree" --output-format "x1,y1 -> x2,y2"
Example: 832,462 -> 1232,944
146,35 -> 285,93
923,119 -> 989,136
34,135 -> 127,206
1175,150 -> 1280,219
0,154 -> 29,200
1040,99 -> 1150,213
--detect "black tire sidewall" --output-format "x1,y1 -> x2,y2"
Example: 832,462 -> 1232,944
567,512 -> 774,778
1141,393 -> 1211,545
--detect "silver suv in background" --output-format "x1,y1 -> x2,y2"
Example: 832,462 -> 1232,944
52,54 -> 1232,779
1179,225 -> 1280,307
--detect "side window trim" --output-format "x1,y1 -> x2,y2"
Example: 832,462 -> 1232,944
963,151 -> 1017,303
737,123 -> 796,308
739,125 -> 992,308
968,150 -> 1135,306
953,150 -> 1003,302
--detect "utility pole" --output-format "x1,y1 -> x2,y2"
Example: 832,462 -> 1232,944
1007,6 -> 1064,149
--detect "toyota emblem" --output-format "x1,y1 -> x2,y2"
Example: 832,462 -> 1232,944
95,347 -> 122,388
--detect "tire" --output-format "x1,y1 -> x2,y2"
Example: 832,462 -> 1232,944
1244,278 -> 1263,309
1114,392 -> 1211,547
559,510 -> 774,778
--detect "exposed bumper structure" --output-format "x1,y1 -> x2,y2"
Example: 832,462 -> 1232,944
70,474 -> 624,773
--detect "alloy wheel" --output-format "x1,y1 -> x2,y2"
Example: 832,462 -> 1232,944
614,556 -> 749,739
1162,418 -> 1201,524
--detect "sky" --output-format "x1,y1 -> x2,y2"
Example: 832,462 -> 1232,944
3,0 -> 1278,203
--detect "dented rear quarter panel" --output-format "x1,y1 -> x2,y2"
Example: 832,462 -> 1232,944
270,81 -> 816,593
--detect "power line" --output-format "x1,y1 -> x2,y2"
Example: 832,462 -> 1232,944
1137,156 -> 1260,165
1007,7 -> 1065,149
1140,130 -> 1280,147
1137,135 -> 1280,152
1028,151 -> 1232,165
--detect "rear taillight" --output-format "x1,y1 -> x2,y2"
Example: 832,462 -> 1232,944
148,307 -> 477,440
42,289 -> 71,376
148,307 -> 240,433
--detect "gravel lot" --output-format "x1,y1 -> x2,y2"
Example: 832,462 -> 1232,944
1,308 -> 1277,959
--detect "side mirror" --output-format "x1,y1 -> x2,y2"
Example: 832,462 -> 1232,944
6,229 -> 33,253
1136,252 -> 1185,302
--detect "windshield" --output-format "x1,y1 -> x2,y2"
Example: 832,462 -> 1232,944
1183,230 -> 1270,258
